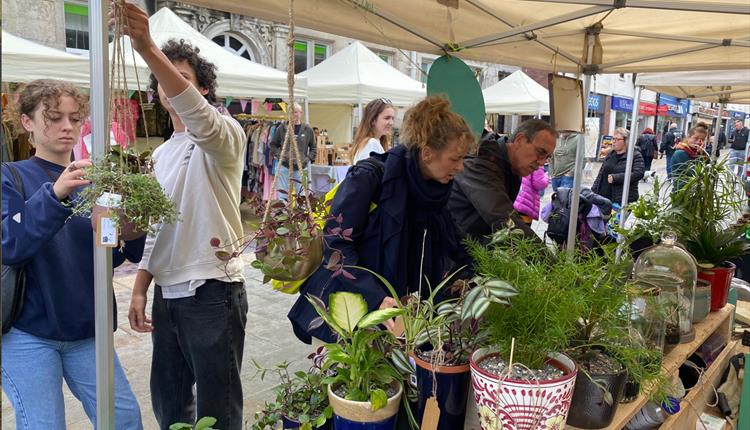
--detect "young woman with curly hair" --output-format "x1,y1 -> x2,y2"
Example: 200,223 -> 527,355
1,79 -> 144,429
288,95 -> 476,343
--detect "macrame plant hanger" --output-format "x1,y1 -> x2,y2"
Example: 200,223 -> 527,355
261,0 -> 314,228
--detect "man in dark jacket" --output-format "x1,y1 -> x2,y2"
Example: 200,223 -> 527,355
729,119 -> 749,177
270,103 -> 317,200
660,123 -> 679,179
448,119 -> 557,243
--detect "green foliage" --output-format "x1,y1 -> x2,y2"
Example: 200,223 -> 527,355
169,416 -> 217,430
250,358 -> 332,430
307,292 -> 403,411
72,148 -> 178,233
467,227 -> 583,369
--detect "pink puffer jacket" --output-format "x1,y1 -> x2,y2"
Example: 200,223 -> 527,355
513,166 -> 549,220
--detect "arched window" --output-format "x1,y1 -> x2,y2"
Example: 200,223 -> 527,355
212,33 -> 254,61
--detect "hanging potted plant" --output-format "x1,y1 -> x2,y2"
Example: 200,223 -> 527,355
72,146 -> 179,240
466,227 -> 581,430
307,291 -> 405,430
250,352 -> 332,430
351,267 -> 517,430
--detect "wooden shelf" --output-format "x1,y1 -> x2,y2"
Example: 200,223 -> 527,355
567,304 -> 735,430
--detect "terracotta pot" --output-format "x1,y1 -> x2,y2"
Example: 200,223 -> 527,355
256,235 -> 323,282
469,348 -> 577,430
327,383 -> 402,430
697,261 -> 735,311
410,348 -> 471,430
91,204 -> 145,241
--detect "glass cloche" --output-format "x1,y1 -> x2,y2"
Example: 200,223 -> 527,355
633,233 -> 697,345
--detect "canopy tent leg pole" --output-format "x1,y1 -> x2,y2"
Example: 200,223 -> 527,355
710,103 -> 724,160
565,72 -> 592,252
615,85 -> 643,261
90,1 -> 115,428
304,98 -> 310,124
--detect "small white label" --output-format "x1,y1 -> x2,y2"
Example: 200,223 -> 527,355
98,217 -> 118,247
96,192 -> 122,208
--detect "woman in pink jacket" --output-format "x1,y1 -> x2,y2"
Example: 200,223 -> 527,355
514,165 -> 549,226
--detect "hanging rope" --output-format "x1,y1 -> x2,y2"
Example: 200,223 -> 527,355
261,0 -> 314,226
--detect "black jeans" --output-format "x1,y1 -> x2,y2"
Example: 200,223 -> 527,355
150,280 -> 248,430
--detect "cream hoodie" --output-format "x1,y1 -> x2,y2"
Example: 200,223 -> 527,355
139,85 -> 246,286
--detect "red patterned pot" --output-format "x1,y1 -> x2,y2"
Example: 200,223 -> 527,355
469,348 -> 577,430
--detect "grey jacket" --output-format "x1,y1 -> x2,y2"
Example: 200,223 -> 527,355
549,133 -> 579,178
270,123 -> 317,169
447,139 -> 538,244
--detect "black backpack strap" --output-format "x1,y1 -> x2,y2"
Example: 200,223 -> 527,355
2,162 -> 25,199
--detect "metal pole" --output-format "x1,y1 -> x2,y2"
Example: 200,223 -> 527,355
89,1 -> 114,429
615,85 -> 643,260
565,73 -> 592,252
710,103 -> 724,159
304,98 -> 310,124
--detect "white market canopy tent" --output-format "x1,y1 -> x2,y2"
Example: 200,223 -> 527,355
297,41 -> 425,106
635,70 -> 750,104
184,0 -> 750,74
1,31 -> 91,86
112,7 -> 306,99
483,70 -> 549,115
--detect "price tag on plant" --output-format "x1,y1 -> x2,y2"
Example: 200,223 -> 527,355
420,396 -> 440,430
96,210 -> 118,248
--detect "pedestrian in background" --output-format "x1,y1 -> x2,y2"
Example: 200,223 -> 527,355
350,98 -> 394,164
514,165 -> 549,226
549,131 -> 578,191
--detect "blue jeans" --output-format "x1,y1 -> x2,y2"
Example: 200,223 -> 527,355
275,164 -> 303,201
551,175 -> 574,192
150,281 -> 248,430
729,148 -> 746,177
1,328 -> 142,430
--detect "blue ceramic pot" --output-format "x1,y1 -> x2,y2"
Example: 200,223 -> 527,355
281,415 -> 332,430
333,414 -> 399,430
411,349 -> 471,430
327,383 -> 402,430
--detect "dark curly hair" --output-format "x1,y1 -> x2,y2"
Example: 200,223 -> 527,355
149,39 -> 218,103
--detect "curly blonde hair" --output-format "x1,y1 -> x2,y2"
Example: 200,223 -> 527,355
400,96 -> 475,153
16,79 -> 89,133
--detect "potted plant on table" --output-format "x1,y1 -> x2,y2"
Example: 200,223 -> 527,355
669,158 -> 750,311
351,266 -> 517,430
466,227 -> 582,430
72,147 -> 179,241
250,353 -> 332,430
307,291 -> 405,430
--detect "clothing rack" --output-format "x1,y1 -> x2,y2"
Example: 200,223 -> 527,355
235,113 -> 287,121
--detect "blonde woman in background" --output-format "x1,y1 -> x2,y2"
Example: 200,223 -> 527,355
350,98 -> 395,163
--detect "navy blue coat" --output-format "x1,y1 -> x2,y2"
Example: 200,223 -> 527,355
287,145 -> 471,343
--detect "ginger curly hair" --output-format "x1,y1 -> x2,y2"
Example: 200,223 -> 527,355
400,96 -> 475,154
14,79 -> 89,134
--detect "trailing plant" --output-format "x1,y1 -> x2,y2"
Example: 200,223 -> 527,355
250,351 -> 332,430
307,291 -> 404,411
72,147 -> 179,233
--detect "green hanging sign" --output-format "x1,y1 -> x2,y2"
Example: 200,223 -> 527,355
426,55 -> 485,140
224,96 -> 234,107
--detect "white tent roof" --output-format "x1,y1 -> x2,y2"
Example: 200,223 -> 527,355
296,41 -> 425,105
635,70 -> 750,104
113,7 -> 305,99
483,70 -> 549,115
1,31 -> 91,86
185,0 -> 750,74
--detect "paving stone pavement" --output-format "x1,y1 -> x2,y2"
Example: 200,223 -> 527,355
1,158 -> 669,429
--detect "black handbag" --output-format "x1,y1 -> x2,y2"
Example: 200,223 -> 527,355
2,163 -> 27,334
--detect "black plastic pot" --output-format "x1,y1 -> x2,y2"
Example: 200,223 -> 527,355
411,349 -> 471,430
566,367 -> 629,429
621,377 -> 640,403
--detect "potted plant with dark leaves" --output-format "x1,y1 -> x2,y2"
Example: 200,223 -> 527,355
466,227 -> 581,430
307,291 -> 405,430
351,267 -> 517,430
250,351 -> 332,430
169,417 -> 217,430
73,146 -> 179,241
